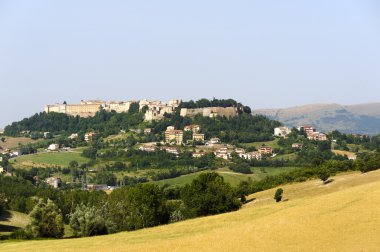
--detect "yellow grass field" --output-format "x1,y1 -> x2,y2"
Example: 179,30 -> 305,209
2,170 -> 380,251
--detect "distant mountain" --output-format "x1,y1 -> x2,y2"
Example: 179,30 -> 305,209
253,103 -> 380,135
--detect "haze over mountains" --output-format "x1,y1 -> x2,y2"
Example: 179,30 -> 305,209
254,102 -> 380,135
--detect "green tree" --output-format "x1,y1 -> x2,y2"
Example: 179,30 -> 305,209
318,167 -> 330,184
274,188 -> 283,202
26,198 -> 64,238
181,173 -> 240,217
69,203 -> 111,237
108,183 -> 169,231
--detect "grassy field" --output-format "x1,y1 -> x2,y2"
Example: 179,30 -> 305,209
10,150 -> 89,168
153,167 -> 300,187
332,149 -> 357,158
0,137 -> 41,150
241,139 -> 280,149
0,211 -> 29,236
4,170 -> 380,251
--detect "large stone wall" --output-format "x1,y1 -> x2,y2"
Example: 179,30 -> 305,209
180,107 -> 238,118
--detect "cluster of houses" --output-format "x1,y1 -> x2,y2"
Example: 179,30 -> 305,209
165,125 -> 205,145
274,125 -> 327,141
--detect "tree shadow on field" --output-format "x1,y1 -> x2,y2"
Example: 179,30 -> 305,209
0,211 -> 12,222
0,224 -> 19,233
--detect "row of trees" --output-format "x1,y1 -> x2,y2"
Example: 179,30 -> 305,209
1,172 -> 241,239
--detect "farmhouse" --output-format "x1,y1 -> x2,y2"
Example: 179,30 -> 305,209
45,177 -> 62,188
258,146 -> 273,155
47,144 -> 60,151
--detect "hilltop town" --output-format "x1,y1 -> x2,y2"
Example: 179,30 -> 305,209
0,97 -> 379,246
44,99 -> 239,121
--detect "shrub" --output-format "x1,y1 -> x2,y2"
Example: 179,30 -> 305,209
274,188 -> 283,202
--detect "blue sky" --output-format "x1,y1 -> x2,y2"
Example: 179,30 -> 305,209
0,0 -> 380,128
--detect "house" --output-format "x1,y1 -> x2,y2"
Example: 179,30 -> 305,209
235,148 -> 246,154
144,128 -> 152,134
298,126 -> 315,136
184,125 -> 201,133
160,146 -> 179,155
292,143 -> 303,149
68,133 -> 78,140
87,184 -> 108,191
258,146 -> 273,155
139,144 -> 157,152
165,126 -> 183,145
166,126 -> 175,131
47,144 -> 60,151
207,138 -> 221,145
274,126 -> 291,137
130,129 -> 142,134
214,147 -> 232,160
84,132 -> 97,142
307,132 -> 327,141
192,152 -> 206,158
192,133 -> 205,143
10,151 -> 19,157
43,132 -> 52,138
239,151 -> 262,160
45,177 -> 62,188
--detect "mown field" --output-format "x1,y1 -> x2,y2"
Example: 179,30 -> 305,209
3,170 -> 380,251
10,150 -> 89,168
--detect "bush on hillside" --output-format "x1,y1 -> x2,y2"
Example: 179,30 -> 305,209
181,173 -> 240,217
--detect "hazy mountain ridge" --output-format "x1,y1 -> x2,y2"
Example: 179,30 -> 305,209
253,103 -> 380,135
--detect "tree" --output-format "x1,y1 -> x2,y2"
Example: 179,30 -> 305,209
318,167 -> 330,184
69,204 -> 111,237
26,198 -> 64,238
181,173 -> 240,217
274,188 -> 283,202
108,183 -> 169,231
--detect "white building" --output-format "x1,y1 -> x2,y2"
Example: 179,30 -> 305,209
48,144 -> 60,151
274,126 -> 291,137
46,177 -> 62,188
